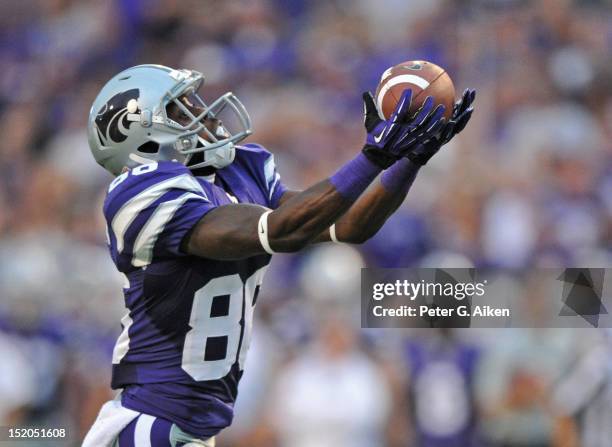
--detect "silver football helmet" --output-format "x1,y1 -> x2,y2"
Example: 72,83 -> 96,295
87,64 -> 252,175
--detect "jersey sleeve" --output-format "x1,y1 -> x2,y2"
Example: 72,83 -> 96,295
241,143 -> 288,209
103,161 -> 216,271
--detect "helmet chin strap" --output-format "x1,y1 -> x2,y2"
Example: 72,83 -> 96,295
203,142 -> 235,169
186,136 -> 235,170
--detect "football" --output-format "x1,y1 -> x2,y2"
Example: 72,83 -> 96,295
375,60 -> 455,121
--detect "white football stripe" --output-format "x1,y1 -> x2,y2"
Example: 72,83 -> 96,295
131,192 -> 205,267
134,414 -> 155,447
112,174 -> 205,253
380,66 -> 394,82
376,74 -> 431,119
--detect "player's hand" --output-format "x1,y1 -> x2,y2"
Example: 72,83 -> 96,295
404,88 -> 476,166
440,88 -> 476,145
361,90 -> 446,169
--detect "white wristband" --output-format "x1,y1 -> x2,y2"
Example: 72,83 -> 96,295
258,210 -> 275,255
329,224 -> 340,244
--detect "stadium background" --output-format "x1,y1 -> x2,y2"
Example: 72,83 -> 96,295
0,0 -> 611,445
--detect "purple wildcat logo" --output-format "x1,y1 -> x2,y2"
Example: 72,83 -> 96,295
95,89 -> 139,145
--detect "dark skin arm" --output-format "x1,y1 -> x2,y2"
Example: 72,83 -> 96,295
186,161 -> 418,259
281,165 -> 419,244
180,85 -> 432,259
185,179 -> 359,260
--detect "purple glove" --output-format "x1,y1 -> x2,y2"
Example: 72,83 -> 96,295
361,89 -> 446,168
406,88 -> 476,166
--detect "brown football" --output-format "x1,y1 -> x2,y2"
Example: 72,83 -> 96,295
375,60 -> 455,120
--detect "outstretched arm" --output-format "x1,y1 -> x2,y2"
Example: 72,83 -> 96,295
286,88 -> 476,244
185,89 -> 447,260
332,159 -> 421,243
185,154 -> 380,259
279,158 -> 420,244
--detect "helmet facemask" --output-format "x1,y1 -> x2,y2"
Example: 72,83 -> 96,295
160,73 -> 253,170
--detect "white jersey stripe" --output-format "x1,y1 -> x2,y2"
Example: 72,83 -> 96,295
268,173 -> 281,202
263,154 -> 276,186
264,154 -> 280,202
112,174 -> 205,253
134,414 -> 155,447
132,192 -> 205,267
111,311 -> 133,364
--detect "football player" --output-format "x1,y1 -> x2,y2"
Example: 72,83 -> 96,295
82,64 -> 474,447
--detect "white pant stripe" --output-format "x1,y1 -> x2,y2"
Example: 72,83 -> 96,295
134,414 -> 155,447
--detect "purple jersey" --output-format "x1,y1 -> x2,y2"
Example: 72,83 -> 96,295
103,144 -> 286,438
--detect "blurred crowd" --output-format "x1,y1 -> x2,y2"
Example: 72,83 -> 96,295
0,0 -> 611,445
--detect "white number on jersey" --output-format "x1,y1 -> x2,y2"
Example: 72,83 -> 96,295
108,161 -> 159,193
181,266 -> 267,381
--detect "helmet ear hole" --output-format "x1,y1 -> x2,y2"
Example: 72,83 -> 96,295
137,141 -> 160,154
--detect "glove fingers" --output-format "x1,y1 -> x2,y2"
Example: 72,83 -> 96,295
468,88 -> 476,105
391,101 -> 443,155
452,106 -> 473,135
393,122 -> 420,148
396,122 -> 441,155
390,89 -> 413,124
421,104 -> 446,130
452,90 -> 465,116
396,89 -> 475,162
416,117 -> 446,147
439,120 -> 456,144
362,91 -> 382,131
461,89 -> 476,114
410,96 -> 434,126
427,116 -> 447,137
362,91 -> 377,115
393,104 -> 443,148
461,89 -> 475,113
384,90 -> 413,142
452,88 -> 476,119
